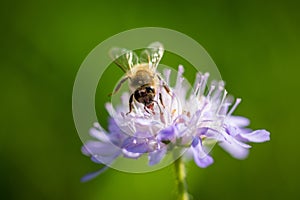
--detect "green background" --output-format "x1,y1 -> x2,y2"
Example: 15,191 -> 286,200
1,0 -> 299,199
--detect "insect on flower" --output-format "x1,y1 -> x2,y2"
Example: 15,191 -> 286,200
109,42 -> 172,115
81,41 -> 271,182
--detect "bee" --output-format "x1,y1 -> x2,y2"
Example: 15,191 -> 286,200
109,42 -> 171,115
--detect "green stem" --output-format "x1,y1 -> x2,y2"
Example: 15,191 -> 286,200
174,157 -> 189,200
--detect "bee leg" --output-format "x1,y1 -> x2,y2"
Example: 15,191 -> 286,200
126,93 -> 134,115
153,100 -> 163,115
162,84 -> 174,98
108,76 -> 128,96
159,93 -> 165,108
144,106 -> 151,114
156,74 -> 172,96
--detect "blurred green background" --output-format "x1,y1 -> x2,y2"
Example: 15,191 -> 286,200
1,0 -> 299,199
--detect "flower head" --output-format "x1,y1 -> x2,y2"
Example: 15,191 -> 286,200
82,65 -> 270,181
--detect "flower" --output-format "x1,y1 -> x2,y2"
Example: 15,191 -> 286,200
81,65 -> 270,181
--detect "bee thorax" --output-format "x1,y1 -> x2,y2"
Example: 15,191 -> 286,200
129,70 -> 154,89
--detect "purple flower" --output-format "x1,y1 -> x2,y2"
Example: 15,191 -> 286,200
82,65 -> 270,180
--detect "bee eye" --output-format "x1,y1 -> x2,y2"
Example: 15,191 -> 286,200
146,87 -> 154,93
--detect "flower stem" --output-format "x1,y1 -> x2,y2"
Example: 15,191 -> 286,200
174,157 -> 189,200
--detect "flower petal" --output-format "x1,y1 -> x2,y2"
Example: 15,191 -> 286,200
122,149 -> 142,158
82,141 -> 120,156
148,148 -> 167,165
89,126 -> 110,142
227,116 -> 250,127
81,166 -> 108,182
193,153 -> 214,168
157,126 -> 176,142
108,118 -> 122,134
91,154 -> 118,164
122,137 -> 151,153
238,129 -> 270,143
125,143 -> 149,153
219,138 -> 250,159
191,137 -> 214,168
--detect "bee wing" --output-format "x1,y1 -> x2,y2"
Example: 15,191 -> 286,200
109,47 -> 139,72
140,42 -> 164,71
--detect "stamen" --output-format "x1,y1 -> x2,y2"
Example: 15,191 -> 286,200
207,85 -> 216,99
211,81 -> 224,101
122,120 -> 135,135
199,73 -> 209,96
193,82 -> 200,96
188,101 -> 208,128
227,98 -> 241,116
163,69 -> 171,85
176,77 -> 184,92
193,72 -> 202,93
105,103 -> 116,116
216,90 -> 228,115
160,112 -> 166,124
93,122 -> 101,129
178,65 -> 184,74
175,65 -> 184,89
121,93 -> 129,105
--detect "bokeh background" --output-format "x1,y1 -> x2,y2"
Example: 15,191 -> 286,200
1,0 -> 299,199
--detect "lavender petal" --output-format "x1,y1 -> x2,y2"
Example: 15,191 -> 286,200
125,143 -> 149,153
81,166 -> 109,182
82,141 -> 120,156
91,153 -> 119,164
227,116 -> 250,127
149,148 -> 167,166
191,137 -> 214,168
219,139 -> 250,159
193,153 -> 214,168
238,129 -> 270,143
157,126 -> 176,142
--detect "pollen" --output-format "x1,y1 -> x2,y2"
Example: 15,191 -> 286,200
172,109 -> 177,116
